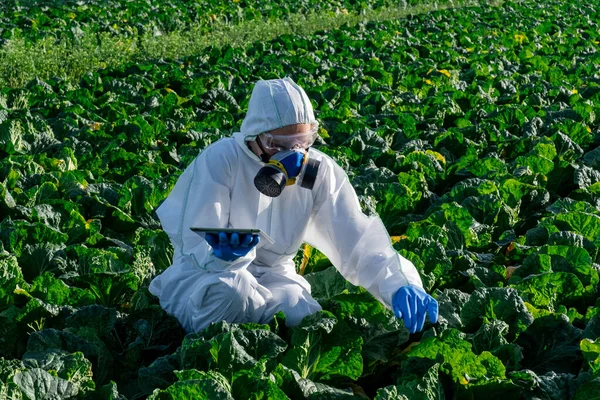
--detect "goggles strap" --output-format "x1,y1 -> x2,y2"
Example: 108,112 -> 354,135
255,136 -> 272,163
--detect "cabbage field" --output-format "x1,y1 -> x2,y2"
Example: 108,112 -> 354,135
1,0 -> 600,398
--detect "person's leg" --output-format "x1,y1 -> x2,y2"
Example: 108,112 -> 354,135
150,261 -> 274,333
257,271 -> 322,326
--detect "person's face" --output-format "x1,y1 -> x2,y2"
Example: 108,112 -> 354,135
250,123 -> 316,157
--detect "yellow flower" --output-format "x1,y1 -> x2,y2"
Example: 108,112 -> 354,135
438,69 -> 451,78
514,33 -> 527,44
88,122 -> 103,131
390,235 -> 408,244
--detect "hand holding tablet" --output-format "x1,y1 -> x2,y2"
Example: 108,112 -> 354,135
190,227 -> 275,245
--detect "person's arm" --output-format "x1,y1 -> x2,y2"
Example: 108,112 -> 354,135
302,155 -> 424,309
155,142 -> 255,271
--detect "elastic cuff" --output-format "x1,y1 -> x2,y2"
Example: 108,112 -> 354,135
379,271 -> 411,310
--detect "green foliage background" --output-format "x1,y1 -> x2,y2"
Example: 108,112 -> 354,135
0,0 -> 599,398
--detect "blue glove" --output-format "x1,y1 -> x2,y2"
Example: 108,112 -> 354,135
392,285 -> 439,334
205,232 -> 260,262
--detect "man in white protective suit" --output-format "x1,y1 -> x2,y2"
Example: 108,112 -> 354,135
148,77 -> 439,334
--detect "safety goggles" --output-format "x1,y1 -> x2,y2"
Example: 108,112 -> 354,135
258,124 -> 319,152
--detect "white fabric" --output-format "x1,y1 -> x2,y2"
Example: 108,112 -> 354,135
240,77 -> 317,139
149,77 -> 423,334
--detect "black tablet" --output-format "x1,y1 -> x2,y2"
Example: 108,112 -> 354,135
190,227 -> 275,245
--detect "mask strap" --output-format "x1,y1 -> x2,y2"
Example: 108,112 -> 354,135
256,136 -> 271,163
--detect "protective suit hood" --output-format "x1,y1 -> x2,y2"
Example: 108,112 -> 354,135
233,77 -> 317,154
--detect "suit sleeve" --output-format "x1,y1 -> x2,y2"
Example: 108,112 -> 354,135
155,142 -> 255,272
302,156 -> 424,309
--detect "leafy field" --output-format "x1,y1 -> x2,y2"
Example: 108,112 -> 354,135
0,0 -> 471,88
0,0 -> 416,43
0,0 -> 600,398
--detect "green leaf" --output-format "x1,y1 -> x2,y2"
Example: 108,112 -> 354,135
469,320 -> 509,354
148,380 -> 233,400
0,255 -> 23,308
22,350 -> 94,393
64,305 -> 117,338
308,382 -> 363,399
294,244 -> 332,275
375,363 -> 443,400
147,369 -> 233,400
402,329 -> 506,384
581,339 -> 600,375
574,377 -> 600,400
467,155 -> 508,178
509,370 -> 577,400
133,230 -> 173,274
19,243 -> 67,282
0,219 -> 68,259
237,328 -> 287,361
173,322 -> 286,379
138,355 -> 181,395
584,146 -> 600,170
461,287 -> 534,340
304,267 -> 356,302
26,329 -> 114,386
13,368 -> 79,400
500,179 -> 540,209
231,363 -> 287,400
510,245 -> 597,289
29,273 -> 95,307
0,120 -> 26,155
0,358 -> 25,383
434,289 -> 470,330
552,120 -> 593,147
281,312 -> 363,381
514,272 -> 584,310
554,212 -> 600,242
516,314 -> 583,375
584,313 -> 600,340
325,290 -> 409,374
86,381 -> 127,400
272,364 -> 317,399
71,272 -> 138,307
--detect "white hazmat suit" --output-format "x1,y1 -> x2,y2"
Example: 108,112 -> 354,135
148,77 -> 424,333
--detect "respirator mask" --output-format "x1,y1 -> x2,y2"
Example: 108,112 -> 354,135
253,128 -> 321,197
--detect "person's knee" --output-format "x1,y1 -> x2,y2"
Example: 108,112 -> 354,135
186,269 -> 271,332
272,284 -> 322,326
206,269 -> 258,306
